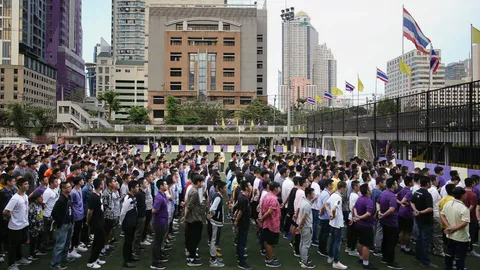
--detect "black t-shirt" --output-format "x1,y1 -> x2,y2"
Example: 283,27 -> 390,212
135,190 -> 146,218
411,188 -> 433,225
88,193 -> 105,229
287,187 -> 298,216
236,193 -> 250,229
233,185 -> 242,203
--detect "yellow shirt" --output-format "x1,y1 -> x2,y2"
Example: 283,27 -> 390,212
330,178 -> 340,193
439,195 -> 454,228
441,199 -> 470,242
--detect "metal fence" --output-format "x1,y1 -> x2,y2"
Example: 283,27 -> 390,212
307,81 -> 480,168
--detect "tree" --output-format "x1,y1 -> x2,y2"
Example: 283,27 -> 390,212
67,87 -> 86,103
31,107 -> 56,136
239,99 -> 286,125
180,98 -> 226,125
6,103 -> 32,136
97,90 -> 120,121
377,99 -> 397,116
128,106 -> 152,124
164,95 -> 182,124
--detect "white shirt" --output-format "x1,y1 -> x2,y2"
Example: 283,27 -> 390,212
311,181 -> 321,210
348,192 -> 359,221
428,186 -> 442,218
5,193 -> 29,230
42,187 -> 59,217
327,192 -> 344,228
185,184 -> 193,203
294,189 -> 306,224
281,178 -> 294,206
411,184 -> 421,194
369,180 -> 376,192
440,181 -> 464,197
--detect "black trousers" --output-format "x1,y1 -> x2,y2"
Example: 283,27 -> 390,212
8,227 -> 27,266
71,220 -> 83,249
0,219 -> 8,254
123,225 -> 136,263
88,227 -> 105,264
81,217 -> 90,245
318,219 -> 331,253
143,210 -> 152,241
347,223 -> 358,251
382,225 -> 399,264
29,233 -> 39,256
152,224 -> 168,265
280,207 -> 287,233
185,221 -> 203,259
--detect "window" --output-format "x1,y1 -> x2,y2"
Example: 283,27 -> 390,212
101,60 -> 107,65
223,24 -> 231,30
223,37 -> 235,46
170,52 -> 182,61
153,110 -> 164,118
257,88 -> 263,95
189,53 -> 197,90
257,75 -> 263,83
98,67 -> 103,73
223,53 -> 235,62
209,54 -> 216,90
0,68 -> 3,73
240,97 -> 252,105
223,82 -> 234,91
188,24 -> 218,31
153,96 -> 165,104
170,68 -> 182,77
13,77 -> 17,82
257,47 -> 263,55
188,37 -> 217,46
175,24 -> 183,30
223,68 -> 235,77
105,67 -> 110,74
125,69 -> 131,73
14,69 -> 18,74
257,61 -> 263,69
170,37 -> 182,45
257,35 -> 263,42
116,69 -> 121,72
13,94 -> 17,99
223,97 -> 235,105
170,82 -> 182,90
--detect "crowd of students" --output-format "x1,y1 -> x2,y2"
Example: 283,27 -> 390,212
0,144 -> 479,270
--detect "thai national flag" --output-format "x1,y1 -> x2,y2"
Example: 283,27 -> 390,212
323,92 -> 333,100
376,68 -> 389,83
430,49 -> 439,73
306,97 -> 316,105
345,82 -> 355,92
403,8 -> 431,54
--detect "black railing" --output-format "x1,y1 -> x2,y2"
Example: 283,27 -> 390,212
306,81 -> 480,168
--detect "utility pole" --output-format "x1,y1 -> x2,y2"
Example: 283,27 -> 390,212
273,95 -> 277,129
281,7 -> 295,151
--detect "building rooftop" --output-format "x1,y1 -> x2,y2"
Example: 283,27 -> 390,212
115,60 -> 145,66
296,11 -> 309,17
97,52 -> 111,58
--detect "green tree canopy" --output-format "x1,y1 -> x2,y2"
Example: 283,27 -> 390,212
164,95 -> 182,124
239,99 -> 286,125
6,103 -> 32,136
31,107 -> 56,136
377,99 -> 397,116
97,90 -> 120,121
128,106 -> 152,124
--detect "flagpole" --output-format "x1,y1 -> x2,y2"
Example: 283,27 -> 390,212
472,24 -> 474,82
428,44 -> 433,91
357,75 -> 359,107
375,70 -> 378,102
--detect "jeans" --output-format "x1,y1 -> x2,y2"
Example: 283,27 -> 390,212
143,210 -> 152,241
432,217 -> 444,254
132,217 -> 145,254
300,227 -> 313,262
318,219 -> 331,254
51,223 -> 73,267
43,216 -> 54,246
185,221 -> 203,259
374,220 -> 383,252
236,226 -> 249,263
311,209 -> 319,243
7,227 -> 27,267
152,224 -> 168,265
210,225 -> 220,258
123,226 -> 136,263
88,227 -> 105,264
382,225 -> 399,264
328,227 -> 343,263
416,222 -> 433,265
445,239 -> 469,270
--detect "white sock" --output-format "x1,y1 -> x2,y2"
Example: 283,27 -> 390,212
401,245 -> 405,249
405,247 -> 410,251
101,248 -> 106,253
363,260 -> 369,266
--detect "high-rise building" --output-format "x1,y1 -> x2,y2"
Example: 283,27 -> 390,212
146,1 -> 267,123
445,61 -> 468,81
94,38 -> 111,63
87,38 -> 112,97
313,43 -> 337,93
46,0 -> 85,101
282,11 -> 318,84
0,0 -> 57,109
112,61 -> 147,120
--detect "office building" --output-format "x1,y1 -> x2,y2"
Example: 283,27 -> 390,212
95,52 -> 115,96
86,63 -> 97,97
87,38 -> 112,97
46,0 -> 85,101
313,43 -> 337,94
112,61 -> 147,120
445,61 -> 468,81
94,37 -> 112,63
146,1 -> 267,123
0,0 -> 57,109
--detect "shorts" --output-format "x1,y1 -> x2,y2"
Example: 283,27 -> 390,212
263,228 -> 279,246
399,216 -> 414,233
105,218 -> 115,233
356,226 -> 374,248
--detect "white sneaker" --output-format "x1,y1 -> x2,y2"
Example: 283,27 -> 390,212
327,257 -> 334,264
470,251 -> 480,258
87,262 -> 101,269
332,262 -> 348,269
140,240 -> 151,246
68,251 -> 82,259
348,250 -> 359,257
96,259 -> 106,265
0,257 -> 4,263
16,258 -> 32,265
76,245 -> 88,253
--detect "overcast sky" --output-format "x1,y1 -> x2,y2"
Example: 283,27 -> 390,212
82,0 -> 480,104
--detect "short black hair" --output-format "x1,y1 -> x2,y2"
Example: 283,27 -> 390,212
16,177 -> 28,187
192,174 -> 205,185
445,183 -> 456,195
128,180 -> 138,191
216,181 -> 226,190
269,181 -> 280,191
360,183 -> 369,196
434,166 -> 443,174
420,176 -> 431,187
156,179 -> 167,190
93,178 -> 103,189
386,178 -> 396,189
452,187 -> 466,200
305,187 -> 314,197
240,180 -> 250,191
465,178 -> 474,188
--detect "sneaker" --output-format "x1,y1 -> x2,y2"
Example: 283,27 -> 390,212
420,263 -> 439,268
120,231 -> 125,237
8,265 -> 20,270
318,250 -> 328,257
433,252 -> 445,257
266,260 -> 281,268
16,258 -> 32,265
158,255 -> 169,263
289,242 -> 294,248
363,264 -> 378,269
87,262 -> 101,269
36,250 -> 48,256
381,259 -> 388,264
150,263 -> 166,270
237,262 -> 252,270
50,265 -> 67,270
283,233 -> 291,240
0,257 -> 4,263
332,262 -> 348,269
140,240 -> 151,246
27,255 -> 39,261
401,249 -> 415,256
187,258 -> 203,267
293,251 -> 301,257
76,246 -> 88,253
300,260 -> 316,269
348,250 -> 359,257
210,259 -> 225,268
89,234 -> 94,241
68,251 -> 82,259
122,262 -> 136,268
470,251 -> 480,258
96,259 -> 106,265
311,242 -> 319,247
327,257 -> 334,264
373,251 -> 382,257
387,262 -> 404,269
260,250 -> 266,257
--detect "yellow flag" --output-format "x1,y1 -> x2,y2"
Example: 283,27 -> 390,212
358,77 -> 364,92
315,94 -> 323,104
399,59 -> 412,76
473,26 -> 480,44
250,120 -> 254,130
332,86 -> 343,96
221,118 -> 225,128
236,117 -> 239,126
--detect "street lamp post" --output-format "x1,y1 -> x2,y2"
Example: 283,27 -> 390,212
281,7 -> 295,151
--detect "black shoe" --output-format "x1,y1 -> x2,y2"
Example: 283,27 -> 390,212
363,264 -> 378,269
187,258 -> 203,267
158,255 -> 169,263
402,249 -> 416,256
381,258 -> 388,264
238,262 -> 252,270
358,259 -> 363,264
150,263 -> 166,270
123,262 -> 136,268
131,255 -> 140,262
387,262 -> 404,269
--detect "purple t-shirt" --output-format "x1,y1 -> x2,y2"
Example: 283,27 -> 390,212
152,192 -> 169,227
354,195 -> 374,228
437,175 -> 446,189
473,184 -> 480,200
378,189 -> 399,227
397,187 -> 413,219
